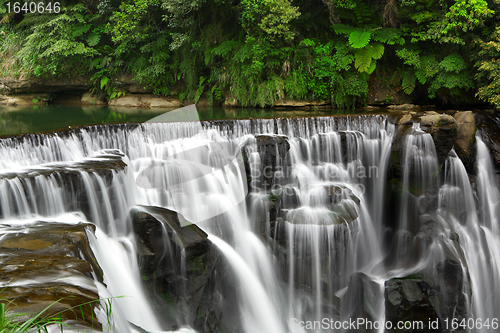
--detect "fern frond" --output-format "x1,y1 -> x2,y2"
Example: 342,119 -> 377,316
415,70 -> 427,84
87,32 -> 101,47
333,24 -> 356,35
349,30 -> 371,49
402,70 -> 416,94
370,42 -> 384,60
354,48 -> 372,72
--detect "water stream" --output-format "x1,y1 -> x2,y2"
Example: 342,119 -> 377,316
1,113 -> 500,332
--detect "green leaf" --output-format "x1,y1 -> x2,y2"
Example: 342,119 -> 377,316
71,24 -> 91,38
333,24 -> 356,35
415,70 -> 427,84
100,76 -> 109,89
366,61 -> 376,74
402,71 -> 417,94
86,32 -> 100,47
439,53 -> 466,72
195,86 -> 204,103
370,42 -> 384,60
349,30 -> 371,49
354,48 -> 372,72
204,50 -> 211,66
373,28 -> 404,45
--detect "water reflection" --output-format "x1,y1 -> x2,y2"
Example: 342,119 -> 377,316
0,104 -> 373,136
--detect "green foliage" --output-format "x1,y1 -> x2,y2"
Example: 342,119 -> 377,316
0,296 -> 111,333
108,0 -> 161,44
396,48 -> 473,99
443,0 -> 494,34
476,27 -> 500,109
16,4 -> 100,77
301,39 -> 368,108
241,0 -> 300,40
0,0 -> 498,108
402,70 -> 416,94
354,42 -> 384,73
349,30 -> 371,49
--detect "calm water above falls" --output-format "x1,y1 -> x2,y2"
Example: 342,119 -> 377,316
0,113 -> 499,332
0,104 -> 371,136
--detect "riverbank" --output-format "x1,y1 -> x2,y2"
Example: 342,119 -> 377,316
1,74 -> 489,110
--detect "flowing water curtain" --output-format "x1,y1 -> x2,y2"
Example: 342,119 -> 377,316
247,116 -> 393,325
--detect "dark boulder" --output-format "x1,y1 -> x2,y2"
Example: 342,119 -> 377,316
130,205 -> 238,333
385,259 -> 469,333
242,134 -> 290,191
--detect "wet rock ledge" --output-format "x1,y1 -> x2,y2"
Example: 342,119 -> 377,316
0,221 -> 102,329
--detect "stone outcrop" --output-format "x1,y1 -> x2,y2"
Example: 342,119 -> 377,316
453,111 -> 476,161
387,104 -> 421,112
419,113 -> 458,166
130,205 -> 238,333
109,94 -> 182,108
0,75 -> 152,94
0,93 -> 51,106
0,221 -> 102,329
385,259 -> 469,333
274,99 -> 330,107
114,74 -> 153,94
0,76 -> 91,94
81,92 -> 106,105
475,111 -> 500,171
242,135 -> 291,192
391,111 -> 458,173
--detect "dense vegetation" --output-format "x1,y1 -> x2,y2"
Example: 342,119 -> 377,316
0,0 -> 499,108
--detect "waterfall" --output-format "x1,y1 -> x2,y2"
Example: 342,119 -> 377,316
2,113 -> 500,332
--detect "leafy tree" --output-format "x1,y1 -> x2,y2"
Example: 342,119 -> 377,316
16,4 -> 100,77
476,26 -> 500,109
241,0 -> 300,40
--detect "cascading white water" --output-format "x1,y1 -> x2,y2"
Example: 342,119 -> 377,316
2,113 -> 500,333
